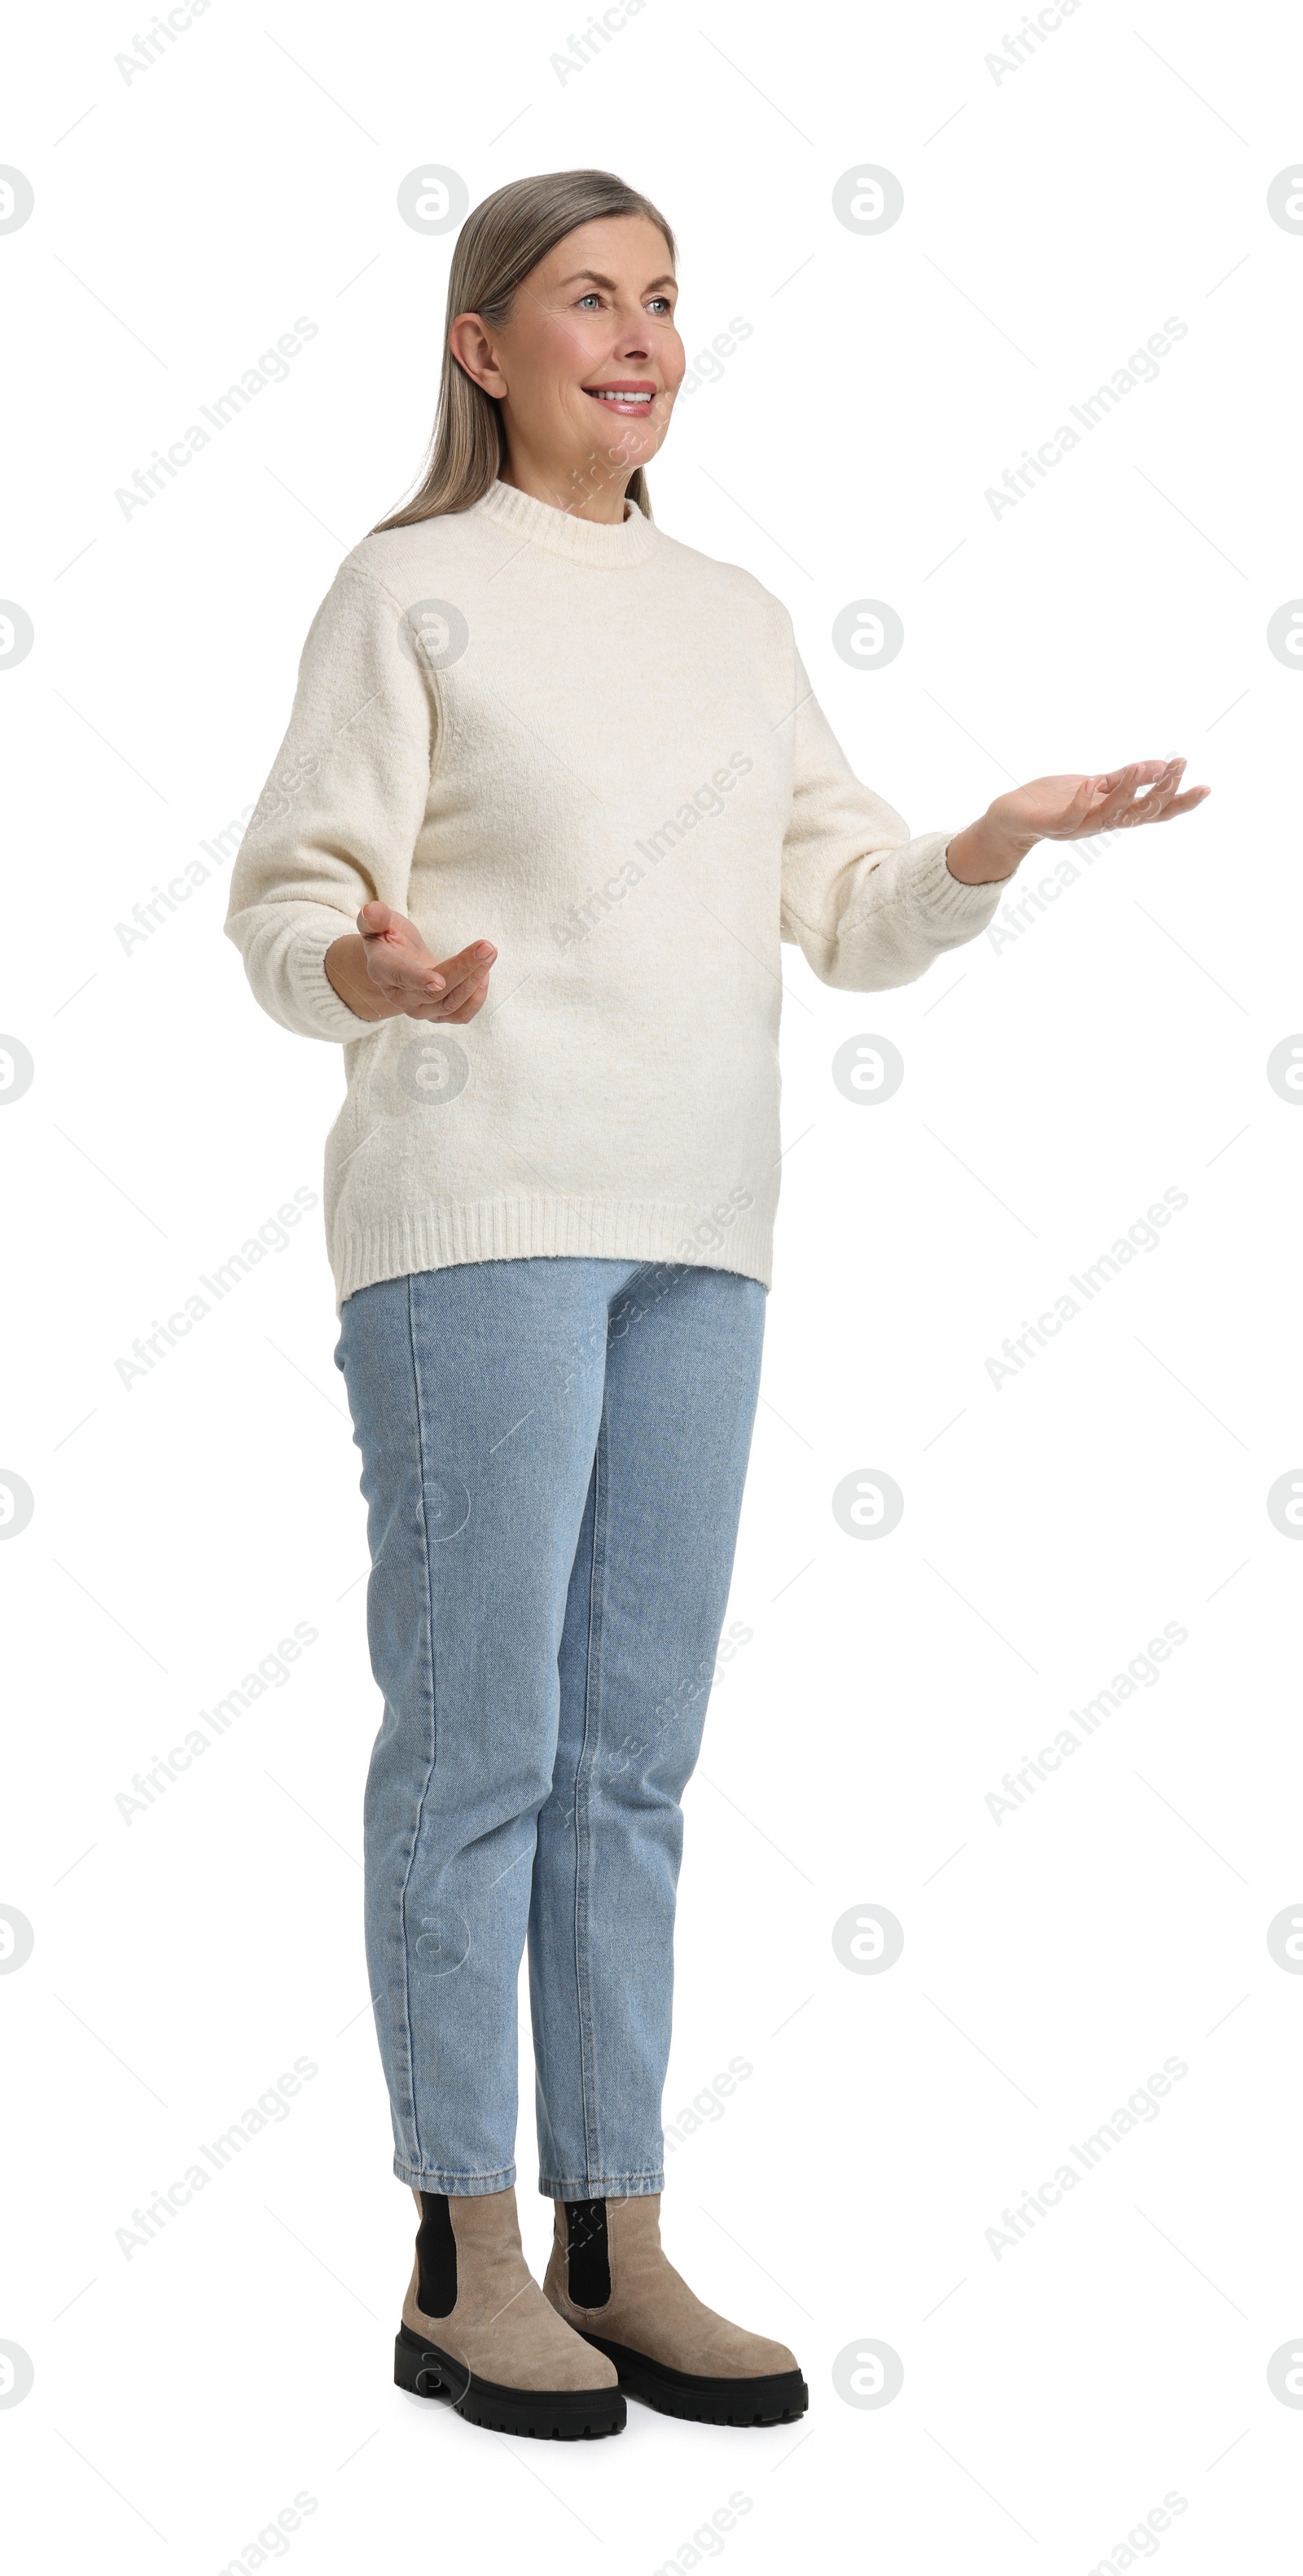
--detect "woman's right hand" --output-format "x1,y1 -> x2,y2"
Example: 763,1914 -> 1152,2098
324,902 -> 497,1023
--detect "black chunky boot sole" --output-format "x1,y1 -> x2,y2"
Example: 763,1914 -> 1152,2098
393,2324 -> 625,2438
576,2332 -> 809,2427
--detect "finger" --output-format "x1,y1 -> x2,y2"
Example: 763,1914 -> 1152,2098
1150,785 -> 1211,821
361,904 -> 448,971
1096,760 -> 1166,796
379,954 -> 447,997
1137,757 -> 1185,793
406,961 -> 489,1017
358,898 -> 400,937
421,942 -> 496,1011
362,914 -> 428,966
1081,766 -> 1138,828
410,977 -> 491,1025
1124,758 -> 1186,822
1106,762 -> 1176,827
442,981 -> 492,1025
1087,763 -> 1137,802
429,953 -> 495,1011
1121,758 -> 1196,823
421,976 -> 476,1016
432,941 -> 497,981
1101,761 -> 1147,811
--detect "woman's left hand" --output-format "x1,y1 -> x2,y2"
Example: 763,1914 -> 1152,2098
945,757 -> 1211,884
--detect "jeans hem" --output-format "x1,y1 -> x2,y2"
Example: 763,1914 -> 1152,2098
538,2172 -> 665,2198
394,2158 -> 516,2194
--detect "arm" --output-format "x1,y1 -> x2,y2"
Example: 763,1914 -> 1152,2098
779,646 -> 1209,986
779,652 -> 1002,990
224,563 -> 494,1038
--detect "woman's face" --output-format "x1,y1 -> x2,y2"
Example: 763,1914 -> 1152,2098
450,213 -> 686,516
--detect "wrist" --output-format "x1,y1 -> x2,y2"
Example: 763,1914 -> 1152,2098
944,814 -> 1039,886
323,933 -> 396,1021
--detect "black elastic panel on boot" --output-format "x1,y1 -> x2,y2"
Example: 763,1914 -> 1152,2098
415,2192 -> 457,2318
564,2197 -> 611,2308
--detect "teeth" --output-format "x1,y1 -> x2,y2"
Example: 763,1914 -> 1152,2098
590,389 -> 652,402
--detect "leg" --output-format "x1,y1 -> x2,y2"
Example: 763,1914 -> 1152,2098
529,1261 -> 766,2198
530,1266 -> 805,2422
335,1256 -> 643,2192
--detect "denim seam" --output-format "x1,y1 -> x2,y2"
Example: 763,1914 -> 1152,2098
391,1269 -> 441,2181
572,1407 -> 609,2183
539,2166 -> 665,2182
395,2161 -> 516,2187
538,2171 -> 665,2195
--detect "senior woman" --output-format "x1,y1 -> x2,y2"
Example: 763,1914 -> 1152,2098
225,167 -> 1207,2441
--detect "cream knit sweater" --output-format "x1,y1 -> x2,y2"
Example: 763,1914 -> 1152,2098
226,480 -> 1000,1308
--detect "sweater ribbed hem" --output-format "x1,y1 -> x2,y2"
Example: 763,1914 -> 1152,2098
333,1198 -> 774,1310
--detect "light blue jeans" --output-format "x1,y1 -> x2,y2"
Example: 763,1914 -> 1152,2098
334,1257 -> 766,2198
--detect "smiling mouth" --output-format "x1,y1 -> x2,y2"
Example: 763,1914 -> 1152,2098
583,385 -> 656,409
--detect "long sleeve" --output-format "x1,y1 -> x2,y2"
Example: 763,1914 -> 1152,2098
779,650 -> 1000,990
222,479 -> 1016,1309
225,562 -> 436,1042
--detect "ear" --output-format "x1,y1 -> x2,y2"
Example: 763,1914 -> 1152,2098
448,312 -> 507,397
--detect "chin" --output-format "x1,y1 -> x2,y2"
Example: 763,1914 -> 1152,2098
570,404 -> 663,467
599,427 -> 661,472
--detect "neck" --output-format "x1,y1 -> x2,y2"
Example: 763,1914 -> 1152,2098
497,435 -> 633,526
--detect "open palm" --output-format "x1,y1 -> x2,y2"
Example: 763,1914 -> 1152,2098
991,759 -> 1209,844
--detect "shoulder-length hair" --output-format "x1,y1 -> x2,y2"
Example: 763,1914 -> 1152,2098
371,169 -> 677,533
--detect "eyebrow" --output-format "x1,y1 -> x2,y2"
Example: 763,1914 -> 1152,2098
557,268 -> 677,293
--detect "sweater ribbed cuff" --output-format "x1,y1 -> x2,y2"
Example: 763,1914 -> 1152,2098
285,923 -> 381,1042
906,832 -> 1006,930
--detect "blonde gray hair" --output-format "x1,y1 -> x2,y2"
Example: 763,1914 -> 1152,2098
372,169 -> 677,533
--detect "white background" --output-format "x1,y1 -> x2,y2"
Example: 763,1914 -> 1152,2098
3,1 -> 1302,2569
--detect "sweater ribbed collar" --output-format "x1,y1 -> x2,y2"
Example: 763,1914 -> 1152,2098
473,476 -> 657,567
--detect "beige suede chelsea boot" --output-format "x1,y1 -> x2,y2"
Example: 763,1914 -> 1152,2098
543,2194 -> 808,2426
394,2185 -> 625,2438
